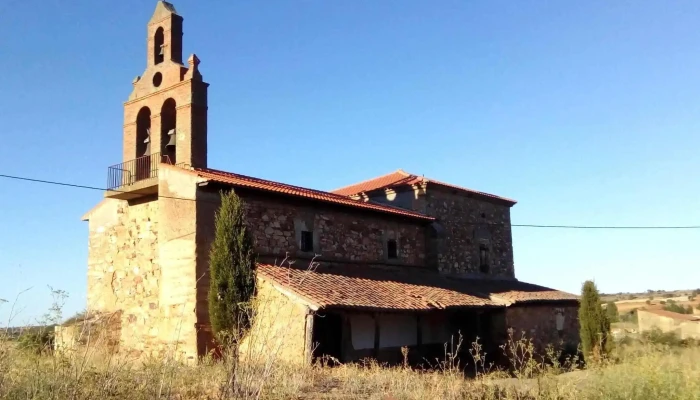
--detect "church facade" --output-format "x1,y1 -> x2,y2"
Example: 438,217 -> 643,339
80,2 -> 580,365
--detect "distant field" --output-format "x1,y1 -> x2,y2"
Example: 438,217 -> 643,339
602,289 -> 700,315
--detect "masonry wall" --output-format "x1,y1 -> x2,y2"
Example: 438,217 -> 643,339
196,188 -> 428,268
192,186 -> 429,359
426,187 -> 514,277
85,197 -> 162,358
157,167 -> 203,362
505,303 -> 580,353
239,279 -> 310,365
637,311 -> 700,340
367,186 -> 514,277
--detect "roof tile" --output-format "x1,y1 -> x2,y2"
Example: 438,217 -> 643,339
331,169 -> 516,204
257,263 -> 578,311
170,165 -> 434,221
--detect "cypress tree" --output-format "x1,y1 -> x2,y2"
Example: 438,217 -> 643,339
208,189 -> 257,342
605,301 -> 619,323
578,280 -> 612,359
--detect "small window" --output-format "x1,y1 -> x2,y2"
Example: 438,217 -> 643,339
387,239 -> 398,259
300,230 -> 313,252
479,245 -> 489,273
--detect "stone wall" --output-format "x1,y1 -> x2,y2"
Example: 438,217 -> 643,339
157,166 -> 204,362
239,279 -> 311,365
366,185 -> 514,277
85,197 -> 161,357
83,167 -> 207,362
196,188 -> 428,268
425,187 -> 514,277
505,303 -> 580,353
54,311 -> 122,355
637,310 -> 700,340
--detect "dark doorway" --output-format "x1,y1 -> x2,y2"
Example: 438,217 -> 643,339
312,313 -> 343,363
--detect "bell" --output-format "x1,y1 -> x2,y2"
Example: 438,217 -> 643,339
159,44 -> 165,56
165,129 -> 176,147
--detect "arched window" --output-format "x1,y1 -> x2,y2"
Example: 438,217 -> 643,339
136,107 -> 151,157
154,27 -> 164,65
161,98 -> 177,164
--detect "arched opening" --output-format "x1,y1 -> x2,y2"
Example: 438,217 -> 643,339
161,98 -> 177,164
135,107 -> 152,181
154,27 -> 164,65
136,107 -> 151,157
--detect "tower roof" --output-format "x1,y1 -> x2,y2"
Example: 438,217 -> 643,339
151,1 -> 178,21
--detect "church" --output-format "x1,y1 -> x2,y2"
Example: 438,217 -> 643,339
79,2 -> 580,365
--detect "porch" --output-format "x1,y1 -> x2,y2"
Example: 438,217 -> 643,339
312,308 -> 507,368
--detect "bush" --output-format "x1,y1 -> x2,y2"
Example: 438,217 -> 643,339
17,328 -> 54,355
619,310 -> 638,324
641,328 -> 699,347
663,302 -> 692,315
605,301 -> 619,323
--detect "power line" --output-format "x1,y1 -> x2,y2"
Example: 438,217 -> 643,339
1,172 -> 699,230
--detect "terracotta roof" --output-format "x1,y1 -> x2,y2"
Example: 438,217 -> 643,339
257,263 -> 578,311
466,279 -> 580,305
170,165 -> 434,221
640,309 -> 700,322
331,169 -> 517,205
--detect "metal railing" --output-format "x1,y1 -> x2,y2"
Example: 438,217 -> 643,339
107,152 -> 172,190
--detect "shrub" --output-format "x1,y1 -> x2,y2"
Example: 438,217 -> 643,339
579,280 -> 612,361
605,301 -> 619,323
641,327 -> 699,347
17,328 -> 54,355
619,310 -> 638,324
663,302 -> 692,315
208,189 -> 257,343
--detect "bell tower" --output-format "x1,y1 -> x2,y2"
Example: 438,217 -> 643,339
120,1 -> 208,177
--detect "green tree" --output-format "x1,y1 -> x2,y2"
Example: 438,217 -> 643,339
578,280 -> 612,360
208,190 -> 257,342
605,301 -> 619,323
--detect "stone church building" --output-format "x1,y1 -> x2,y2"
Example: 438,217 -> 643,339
80,2 -> 580,365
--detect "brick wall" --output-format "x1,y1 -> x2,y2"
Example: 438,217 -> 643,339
505,303 -> 580,352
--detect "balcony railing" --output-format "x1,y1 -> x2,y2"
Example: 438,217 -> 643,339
107,152 -> 172,191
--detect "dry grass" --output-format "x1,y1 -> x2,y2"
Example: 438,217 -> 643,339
2,285 -> 698,399
2,329 -> 699,399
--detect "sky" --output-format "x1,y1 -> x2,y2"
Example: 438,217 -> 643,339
1,0 -> 699,325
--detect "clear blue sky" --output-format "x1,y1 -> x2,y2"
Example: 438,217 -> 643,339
1,0 -> 699,325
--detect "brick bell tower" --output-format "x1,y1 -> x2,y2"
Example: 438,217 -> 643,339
107,1 -> 208,199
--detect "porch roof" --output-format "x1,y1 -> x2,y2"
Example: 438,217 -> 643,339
257,264 -> 578,312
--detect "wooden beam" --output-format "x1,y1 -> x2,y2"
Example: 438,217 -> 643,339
304,311 -> 314,365
373,313 -> 380,359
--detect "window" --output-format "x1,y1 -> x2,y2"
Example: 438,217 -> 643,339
479,245 -> 489,273
300,230 -> 313,252
387,239 -> 398,259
